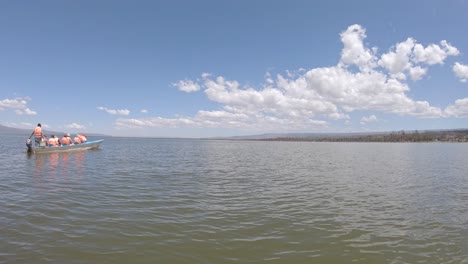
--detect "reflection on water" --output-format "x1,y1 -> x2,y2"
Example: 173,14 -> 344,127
74,151 -> 85,177
30,151 -> 88,193
61,152 -> 70,177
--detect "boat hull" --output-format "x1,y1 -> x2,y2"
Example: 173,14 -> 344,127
29,139 -> 104,154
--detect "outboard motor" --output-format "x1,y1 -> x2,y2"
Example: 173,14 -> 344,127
26,138 -> 33,153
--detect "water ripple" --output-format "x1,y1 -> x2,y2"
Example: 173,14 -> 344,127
2,137 -> 468,263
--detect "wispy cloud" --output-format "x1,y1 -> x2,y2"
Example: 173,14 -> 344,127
360,115 -> 378,125
115,24 -> 467,131
65,122 -> 86,129
141,109 -> 148,114
0,98 -> 37,115
172,79 -> 200,93
97,106 -> 130,116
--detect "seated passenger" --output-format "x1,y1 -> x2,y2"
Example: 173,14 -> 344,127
61,133 -> 72,145
48,135 -> 58,147
74,134 -> 82,144
40,135 -> 48,147
55,135 -> 62,146
79,133 -> 87,143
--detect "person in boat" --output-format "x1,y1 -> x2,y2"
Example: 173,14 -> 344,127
48,135 -> 59,147
30,123 -> 43,146
61,133 -> 73,146
40,135 -> 48,147
56,135 -> 62,146
74,134 -> 82,144
79,133 -> 87,143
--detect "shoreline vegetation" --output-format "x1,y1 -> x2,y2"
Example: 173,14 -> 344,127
253,130 -> 468,143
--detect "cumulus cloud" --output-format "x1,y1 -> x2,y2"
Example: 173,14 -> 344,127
378,38 -> 458,81
360,115 -> 378,125
97,106 -> 130,115
378,38 -> 415,79
65,123 -> 86,129
445,98 -> 468,117
116,24 -> 464,132
172,79 -> 200,93
453,62 -> 468,82
413,40 -> 459,65
339,24 -> 377,71
408,66 -> 427,81
0,98 -> 37,115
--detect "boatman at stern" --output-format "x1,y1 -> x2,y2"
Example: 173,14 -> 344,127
30,123 -> 43,146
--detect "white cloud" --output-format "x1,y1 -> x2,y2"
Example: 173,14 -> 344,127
413,40 -> 459,65
378,38 -> 415,78
408,66 -> 427,81
453,62 -> 468,82
0,98 -> 37,115
0,98 -> 25,109
115,117 -> 196,129
377,38 -> 458,81
172,79 -> 200,93
141,109 -> 148,114
97,106 -> 130,115
264,72 -> 274,85
115,112 -> 328,132
304,66 -> 442,117
15,108 -> 37,115
360,115 -> 378,125
339,24 -> 377,71
445,98 -> 468,117
115,24 -> 464,133
65,123 -> 86,129
24,108 -> 37,115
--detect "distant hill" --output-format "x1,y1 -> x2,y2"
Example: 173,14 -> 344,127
0,124 -> 110,137
0,125 -> 31,135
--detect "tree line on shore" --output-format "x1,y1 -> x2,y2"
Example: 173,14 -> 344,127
257,130 -> 468,143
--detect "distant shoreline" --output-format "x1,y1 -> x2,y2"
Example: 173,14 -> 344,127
1,124 -> 467,142
252,130 -> 468,143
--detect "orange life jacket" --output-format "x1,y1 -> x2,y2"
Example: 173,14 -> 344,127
48,137 -> 57,146
74,136 -> 81,144
34,127 -> 42,137
79,135 -> 87,142
62,137 -> 71,145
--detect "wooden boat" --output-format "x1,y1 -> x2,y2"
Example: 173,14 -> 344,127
26,139 -> 104,154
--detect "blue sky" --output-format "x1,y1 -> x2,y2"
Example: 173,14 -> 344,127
1,0 -> 467,137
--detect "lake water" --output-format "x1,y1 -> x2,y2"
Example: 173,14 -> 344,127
1,135 -> 468,263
